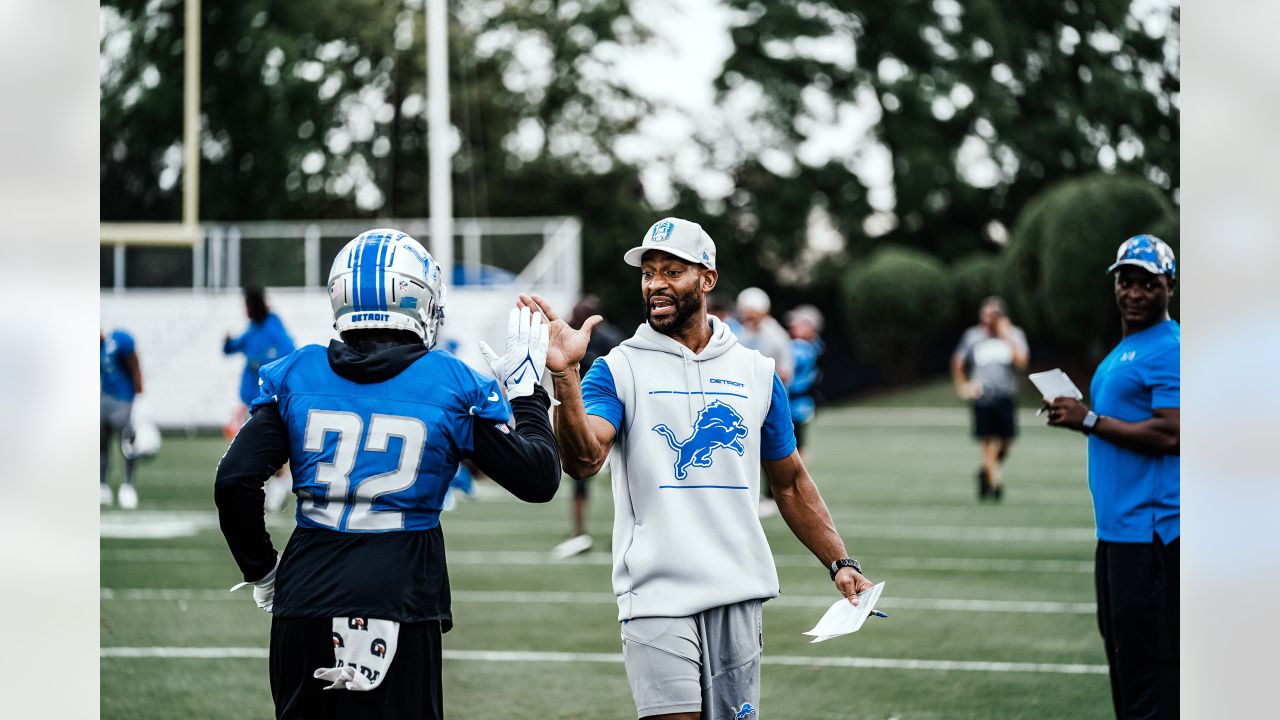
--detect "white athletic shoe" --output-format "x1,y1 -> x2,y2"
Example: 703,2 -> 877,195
757,498 -> 778,518
264,476 -> 292,513
100,484 -> 114,507
117,483 -> 139,510
551,534 -> 593,559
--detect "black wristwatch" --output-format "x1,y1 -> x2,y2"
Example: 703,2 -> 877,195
1082,411 -> 1100,435
829,558 -> 862,580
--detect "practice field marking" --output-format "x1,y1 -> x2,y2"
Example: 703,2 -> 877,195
101,548 -> 1093,574
100,511 -> 1095,543
814,407 -> 1048,428
99,646 -> 1107,675
100,588 -> 1095,614
99,510 -> 295,539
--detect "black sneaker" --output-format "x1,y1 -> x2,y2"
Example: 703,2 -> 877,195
977,469 -> 990,501
992,484 -> 1004,502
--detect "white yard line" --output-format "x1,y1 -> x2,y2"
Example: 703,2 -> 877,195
100,511 -> 1095,543
99,646 -> 1106,675
100,588 -> 1095,614
814,407 -> 1047,428
101,547 -> 1093,574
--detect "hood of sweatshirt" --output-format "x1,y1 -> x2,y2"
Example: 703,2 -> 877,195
620,314 -> 738,361
620,315 -> 743,420
327,339 -> 429,384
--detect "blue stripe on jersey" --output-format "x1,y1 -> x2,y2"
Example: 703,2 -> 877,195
647,390 -> 750,399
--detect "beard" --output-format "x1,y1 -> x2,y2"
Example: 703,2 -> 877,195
645,288 -> 703,335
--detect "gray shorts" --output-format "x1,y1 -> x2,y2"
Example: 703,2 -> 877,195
620,599 -> 763,720
101,394 -> 133,434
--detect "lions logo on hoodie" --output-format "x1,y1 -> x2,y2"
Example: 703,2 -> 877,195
652,400 -> 749,480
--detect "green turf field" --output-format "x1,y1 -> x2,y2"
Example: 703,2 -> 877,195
101,386 -> 1110,719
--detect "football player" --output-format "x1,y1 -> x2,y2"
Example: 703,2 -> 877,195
100,328 -> 144,508
223,287 -> 297,511
215,228 -> 560,719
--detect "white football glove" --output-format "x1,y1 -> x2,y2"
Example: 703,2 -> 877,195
230,557 -> 279,613
479,306 -> 549,400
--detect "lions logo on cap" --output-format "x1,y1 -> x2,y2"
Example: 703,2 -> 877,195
650,220 -> 675,243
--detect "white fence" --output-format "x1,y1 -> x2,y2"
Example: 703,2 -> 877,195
100,217 -> 580,430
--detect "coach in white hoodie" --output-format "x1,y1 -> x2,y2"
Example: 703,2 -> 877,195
519,217 -> 873,720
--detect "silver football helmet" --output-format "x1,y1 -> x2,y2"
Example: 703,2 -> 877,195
327,228 -> 446,348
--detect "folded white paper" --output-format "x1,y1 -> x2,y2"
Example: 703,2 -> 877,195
1028,369 -> 1083,401
803,582 -> 885,643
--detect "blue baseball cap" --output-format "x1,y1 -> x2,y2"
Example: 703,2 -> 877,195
1107,234 -> 1176,280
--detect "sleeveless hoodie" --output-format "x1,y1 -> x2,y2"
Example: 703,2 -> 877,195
599,315 -> 781,620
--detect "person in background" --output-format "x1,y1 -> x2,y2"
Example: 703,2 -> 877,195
224,287 -> 296,511
785,304 -> 825,465
950,296 -> 1029,502
707,293 -> 741,336
552,295 -> 625,559
101,329 -> 144,509
736,287 -> 794,517
1046,234 -> 1180,720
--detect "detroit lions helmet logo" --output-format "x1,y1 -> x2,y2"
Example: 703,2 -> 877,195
650,220 -> 674,243
652,400 -> 748,480
732,702 -> 757,719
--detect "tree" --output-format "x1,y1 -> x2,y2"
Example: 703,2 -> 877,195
840,246 -> 952,381
101,0 -> 653,220
1036,173 -> 1175,358
707,0 -> 1179,274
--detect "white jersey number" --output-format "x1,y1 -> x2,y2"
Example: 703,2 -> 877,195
300,411 -> 428,531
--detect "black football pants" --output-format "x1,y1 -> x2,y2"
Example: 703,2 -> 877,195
1095,537 -> 1179,720
269,617 -> 443,720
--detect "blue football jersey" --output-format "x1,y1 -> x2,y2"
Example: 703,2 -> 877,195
100,330 -> 138,402
224,312 -> 296,406
252,344 -> 510,532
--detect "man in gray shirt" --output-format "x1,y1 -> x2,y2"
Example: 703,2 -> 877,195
950,296 -> 1029,501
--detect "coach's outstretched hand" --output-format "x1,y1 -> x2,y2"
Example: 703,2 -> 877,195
480,306 -> 549,399
517,293 -> 602,374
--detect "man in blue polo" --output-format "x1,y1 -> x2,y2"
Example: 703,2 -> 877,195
1045,234 -> 1180,719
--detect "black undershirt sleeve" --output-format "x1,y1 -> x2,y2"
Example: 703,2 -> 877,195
469,383 -> 561,503
214,403 -> 289,582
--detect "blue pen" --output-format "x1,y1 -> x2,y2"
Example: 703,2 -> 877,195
870,610 -> 888,619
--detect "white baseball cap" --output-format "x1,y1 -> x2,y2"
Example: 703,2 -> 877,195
736,287 -> 771,313
623,217 -> 717,270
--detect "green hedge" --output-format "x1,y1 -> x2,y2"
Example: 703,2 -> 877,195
840,246 -> 952,380
950,253 -> 1000,329
995,187 -> 1057,338
1038,174 -> 1176,358
998,173 -> 1176,361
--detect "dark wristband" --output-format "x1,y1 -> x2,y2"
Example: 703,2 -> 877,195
829,558 -> 862,580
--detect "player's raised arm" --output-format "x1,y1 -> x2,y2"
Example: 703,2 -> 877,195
471,307 -> 561,502
517,293 -> 616,479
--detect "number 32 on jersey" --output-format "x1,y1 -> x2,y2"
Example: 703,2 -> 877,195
301,410 -> 427,531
